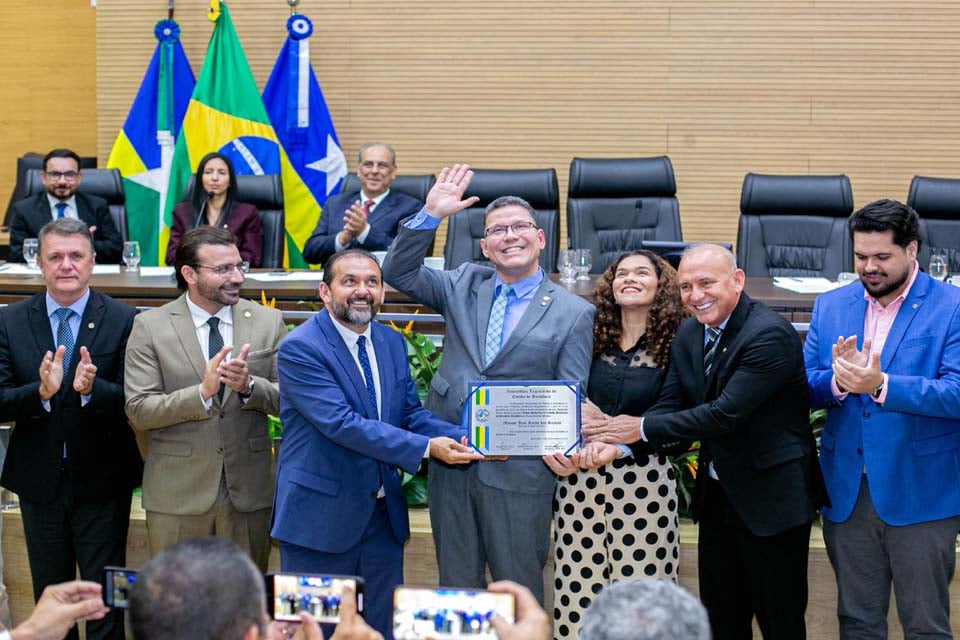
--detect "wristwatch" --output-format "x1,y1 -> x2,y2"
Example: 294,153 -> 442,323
238,379 -> 255,400
871,378 -> 884,399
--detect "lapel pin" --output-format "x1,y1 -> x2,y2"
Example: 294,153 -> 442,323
541,296 -> 551,306
243,310 -> 252,318
87,322 -> 95,329
912,303 -> 918,309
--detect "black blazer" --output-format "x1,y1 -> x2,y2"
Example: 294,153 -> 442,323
637,293 -> 828,536
302,189 -> 423,264
0,290 -> 143,503
9,192 -> 123,264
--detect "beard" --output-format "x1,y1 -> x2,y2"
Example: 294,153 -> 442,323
329,294 -> 380,327
859,265 -> 911,300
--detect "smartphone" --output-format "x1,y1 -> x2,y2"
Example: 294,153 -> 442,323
391,586 -> 516,640
102,566 -> 137,609
266,573 -> 364,623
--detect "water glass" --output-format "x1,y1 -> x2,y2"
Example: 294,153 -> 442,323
558,249 -> 577,284
575,248 -> 592,281
929,249 -> 948,282
22,238 -> 39,269
837,272 -> 858,285
122,241 -> 141,271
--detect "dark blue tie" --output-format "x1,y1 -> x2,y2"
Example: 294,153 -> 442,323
704,327 -> 722,379
356,335 -> 378,418
55,202 -> 67,219
207,317 -> 224,401
54,308 -> 75,371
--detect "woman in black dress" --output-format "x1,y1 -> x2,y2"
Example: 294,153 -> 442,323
544,250 -> 688,640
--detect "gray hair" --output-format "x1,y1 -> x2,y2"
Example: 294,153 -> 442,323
357,142 -> 396,165
579,580 -> 710,640
681,242 -> 737,272
38,218 -> 95,255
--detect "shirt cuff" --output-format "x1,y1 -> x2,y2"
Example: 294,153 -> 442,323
871,373 -> 890,404
334,236 -> 347,252
422,442 -> 431,459
639,416 -> 648,442
615,444 -> 633,459
356,223 -> 372,244
200,385 -> 214,411
404,207 -> 442,230
830,375 -> 850,400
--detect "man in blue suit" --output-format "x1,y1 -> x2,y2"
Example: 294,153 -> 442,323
302,143 -> 422,265
271,248 -> 479,638
805,199 -> 960,639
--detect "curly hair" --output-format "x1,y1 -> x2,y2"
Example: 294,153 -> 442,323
592,250 -> 688,368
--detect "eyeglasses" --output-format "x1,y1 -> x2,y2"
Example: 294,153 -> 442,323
359,161 -> 394,171
192,261 -> 249,276
44,171 -> 79,181
484,221 -> 538,238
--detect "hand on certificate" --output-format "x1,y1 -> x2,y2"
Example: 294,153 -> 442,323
429,436 -> 484,465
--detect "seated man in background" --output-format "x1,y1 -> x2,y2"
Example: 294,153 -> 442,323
9,149 -> 122,264
302,143 -> 422,265
127,536 -> 380,640
578,580 -> 710,640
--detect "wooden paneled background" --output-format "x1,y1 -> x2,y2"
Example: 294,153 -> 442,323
5,0 -> 960,254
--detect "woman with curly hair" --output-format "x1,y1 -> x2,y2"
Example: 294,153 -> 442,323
543,250 -> 688,640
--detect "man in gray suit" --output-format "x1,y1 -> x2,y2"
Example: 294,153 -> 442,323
124,227 -> 286,572
382,164 -> 595,602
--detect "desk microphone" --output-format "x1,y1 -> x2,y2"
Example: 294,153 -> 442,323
194,191 -> 216,228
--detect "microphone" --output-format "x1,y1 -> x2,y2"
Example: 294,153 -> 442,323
194,191 -> 216,228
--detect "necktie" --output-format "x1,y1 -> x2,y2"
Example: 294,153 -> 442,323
484,284 -> 513,366
54,308 -> 76,371
356,335 -> 378,418
207,317 -> 224,401
362,199 -> 374,218
703,326 -> 722,379
55,203 -> 67,219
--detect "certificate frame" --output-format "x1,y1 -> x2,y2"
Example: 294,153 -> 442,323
465,380 -> 581,457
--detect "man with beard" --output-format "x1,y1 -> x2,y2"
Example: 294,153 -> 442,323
9,148 -> 122,264
124,227 -> 286,571
271,249 -> 479,638
805,199 -> 960,639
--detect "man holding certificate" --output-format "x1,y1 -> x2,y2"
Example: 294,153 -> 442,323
382,164 -> 595,603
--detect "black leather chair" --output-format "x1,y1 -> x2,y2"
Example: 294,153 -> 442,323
341,173 -> 436,204
25,168 -> 127,243
443,169 -> 560,272
567,156 -> 682,273
737,173 -> 854,278
907,176 -> 960,273
185,174 -> 285,268
5,152 -> 97,227
641,240 -> 734,270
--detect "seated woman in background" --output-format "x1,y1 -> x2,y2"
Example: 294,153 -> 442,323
544,250 -> 688,640
165,152 -> 263,267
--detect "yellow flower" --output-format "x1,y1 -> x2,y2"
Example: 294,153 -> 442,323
685,461 -> 698,480
258,290 -> 276,308
403,309 -> 420,336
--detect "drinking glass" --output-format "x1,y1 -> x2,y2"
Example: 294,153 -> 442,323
575,248 -> 592,281
558,249 -> 577,284
929,249 -> 948,282
22,238 -> 38,269
122,241 -> 141,271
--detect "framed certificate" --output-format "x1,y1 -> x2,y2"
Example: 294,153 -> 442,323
466,380 -> 580,456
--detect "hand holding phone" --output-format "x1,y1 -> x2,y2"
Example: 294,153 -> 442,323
266,573 -> 365,624
392,586 -> 516,639
102,567 -> 137,609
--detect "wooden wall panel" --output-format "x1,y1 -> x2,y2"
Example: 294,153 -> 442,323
86,0 -> 960,256
0,1 -> 97,215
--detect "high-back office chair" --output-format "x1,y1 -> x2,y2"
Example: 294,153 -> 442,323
185,174 -> 285,268
567,156 -> 682,273
443,169 -> 560,272
737,173 -> 854,278
5,152 -> 97,227
641,240 -> 734,270
25,168 -> 127,243
907,176 -> 960,273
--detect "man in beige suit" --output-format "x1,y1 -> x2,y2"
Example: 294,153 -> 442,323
124,227 -> 286,571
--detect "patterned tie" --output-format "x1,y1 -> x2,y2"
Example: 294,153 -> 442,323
207,317 -> 224,401
55,202 -> 67,219
362,199 -> 374,218
703,326 -> 722,379
484,284 -> 513,366
54,308 -> 75,371
356,335 -> 379,418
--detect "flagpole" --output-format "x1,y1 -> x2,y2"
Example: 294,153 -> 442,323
168,0 -> 174,19
288,0 -> 299,16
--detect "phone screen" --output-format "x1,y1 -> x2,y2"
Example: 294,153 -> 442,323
392,586 -> 516,639
267,573 -> 363,623
102,567 -> 137,609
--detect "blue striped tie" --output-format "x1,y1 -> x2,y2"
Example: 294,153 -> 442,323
55,202 -> 67,219
357,335 -> 378,418
704,326 -> 722,379
484,284 -> 513,366
54,308 -> 75,371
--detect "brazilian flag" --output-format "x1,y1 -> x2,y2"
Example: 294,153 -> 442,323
165,0 -> 315,267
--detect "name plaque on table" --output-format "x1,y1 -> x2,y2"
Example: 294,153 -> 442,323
466,380 -> 580,456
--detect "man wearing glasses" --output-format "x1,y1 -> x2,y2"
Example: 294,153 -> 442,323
124,227 -> 286,571
382,165 -> 595,604
9,148 -> 122,264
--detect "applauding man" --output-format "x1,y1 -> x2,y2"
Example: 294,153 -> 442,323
125,227 -> 286,572
0,218 -> 141,640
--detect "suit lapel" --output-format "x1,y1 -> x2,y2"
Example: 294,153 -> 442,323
879,273 -> 929,367
71,290 -> 106,380
842,284 -> 869,350
318,311 -> 376,418
169,296 -> 208,382
704,294 -> 750,396
475,277 -> 496,369
372,325 -> 393,420
371,193 -> 395,223
496,277 -> 555,363
27,294 -> 54,357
